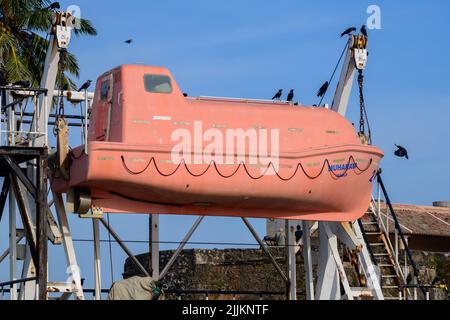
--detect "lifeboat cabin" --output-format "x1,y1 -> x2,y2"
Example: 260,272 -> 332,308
52,65 -> 384,222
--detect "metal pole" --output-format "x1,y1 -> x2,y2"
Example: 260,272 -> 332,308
9,187 -> 17,300
92,219 -> 101,300
6,92 -> 18,300
377,179 -> 381,222
99,218 -> 150,278
394,228 -> 399,273
37,152 -> 48,300
84,89 -> 88,155
150,214 -> 160,279
159,216 -> 204,280
44,93 -> 48,147
286,220 -> 296,300
53,192 -> 85,300
242,218 -> 288,284
302,221 -> 314,300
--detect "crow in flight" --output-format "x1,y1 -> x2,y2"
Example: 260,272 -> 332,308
287,89 -> 294,102
125,39 -> 133,44
317,81 -> 329,98
341,27 -> 356,37
361,25 -> 368,38
78,80 -> 92,92
394,145 -> 409,159
272,89 -> 283,100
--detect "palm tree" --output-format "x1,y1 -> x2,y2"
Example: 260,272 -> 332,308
0,0 -> 97,89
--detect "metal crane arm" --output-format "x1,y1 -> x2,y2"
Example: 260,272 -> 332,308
331,35 -> 368,116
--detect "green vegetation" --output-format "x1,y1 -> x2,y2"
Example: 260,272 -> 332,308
0,0 -> 96,88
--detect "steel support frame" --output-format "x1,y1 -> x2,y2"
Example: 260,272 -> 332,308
99,217 -> 151,278
149,214 -> 160,279
159,216 -> 204,281
242,218 -> 289,285
314,221 -> 384,300
302,221 -> 315,300
92,218 -> 101,300
286,220 -> 297,300
0,148 -> 48,300
53,192 -> 85,300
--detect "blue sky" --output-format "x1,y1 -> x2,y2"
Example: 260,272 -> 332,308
1,1 -> 450,296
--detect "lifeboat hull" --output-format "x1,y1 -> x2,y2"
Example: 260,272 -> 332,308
53,141 -> 382,222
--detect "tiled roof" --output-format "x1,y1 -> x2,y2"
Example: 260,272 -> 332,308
381,204 -> 450,237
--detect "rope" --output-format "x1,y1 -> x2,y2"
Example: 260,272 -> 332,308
318,41 -> 349,106
120,155 -> 373,181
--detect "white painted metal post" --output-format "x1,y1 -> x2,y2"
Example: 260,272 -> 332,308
34,35 -> 59,148
286,220 -> 297,300
53,192 -> 85,300
8,191 -> 17,300
315,222 -> 340,300
323,223 -> 354,300
301,221 -> 314,300
84,89 -> 89,155
150,214 -> 160,279
7,95 -> 18,300
92,218 -> 101,300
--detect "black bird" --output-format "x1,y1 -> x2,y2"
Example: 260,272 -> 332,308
361,25 -> 368,38
78,80 -> 92,92
125,39 -> 133,44
341,27 -> 357,37
287,89 -> 294,102
272,89 -> 283,101
13,80 -> 31,88
317,81 -> 329,98
394,145 -> 409,159
431,277 -> 441,286
46,2 -> 60,11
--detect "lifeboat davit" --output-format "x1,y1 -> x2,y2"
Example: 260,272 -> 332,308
52,65 -> 384,222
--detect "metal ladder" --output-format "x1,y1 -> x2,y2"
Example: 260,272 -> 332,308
358,172 -> 425,300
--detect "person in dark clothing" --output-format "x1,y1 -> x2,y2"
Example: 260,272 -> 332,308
295,225 -> 303,242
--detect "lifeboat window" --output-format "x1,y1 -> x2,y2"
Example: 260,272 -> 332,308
100,80 -> 109,101
144,74 -> 172,94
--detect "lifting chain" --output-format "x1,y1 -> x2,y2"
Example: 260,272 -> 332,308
53,48 -> 67,136
357,70 -> 369,145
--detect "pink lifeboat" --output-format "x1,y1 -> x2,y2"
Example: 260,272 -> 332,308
52,65 -> 384,222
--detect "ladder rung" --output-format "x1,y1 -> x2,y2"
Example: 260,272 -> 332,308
381,275 -> 398,278
369,243 -> 385,246
384,296 -> 401,300
365,232 -> 382,236
378,263 -> 395,267
373,253 -> 389,257
362,221 -> 378,225
382,285 -> 399,289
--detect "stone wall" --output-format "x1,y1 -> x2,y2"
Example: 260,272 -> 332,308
123,248 -> 449,300
123,245 -> 361,300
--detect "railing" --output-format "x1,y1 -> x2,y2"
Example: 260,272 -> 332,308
0,86 -> 48,147
1,287 -> 288,300
371,171 -> 426,299
0,277 -> 38,300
